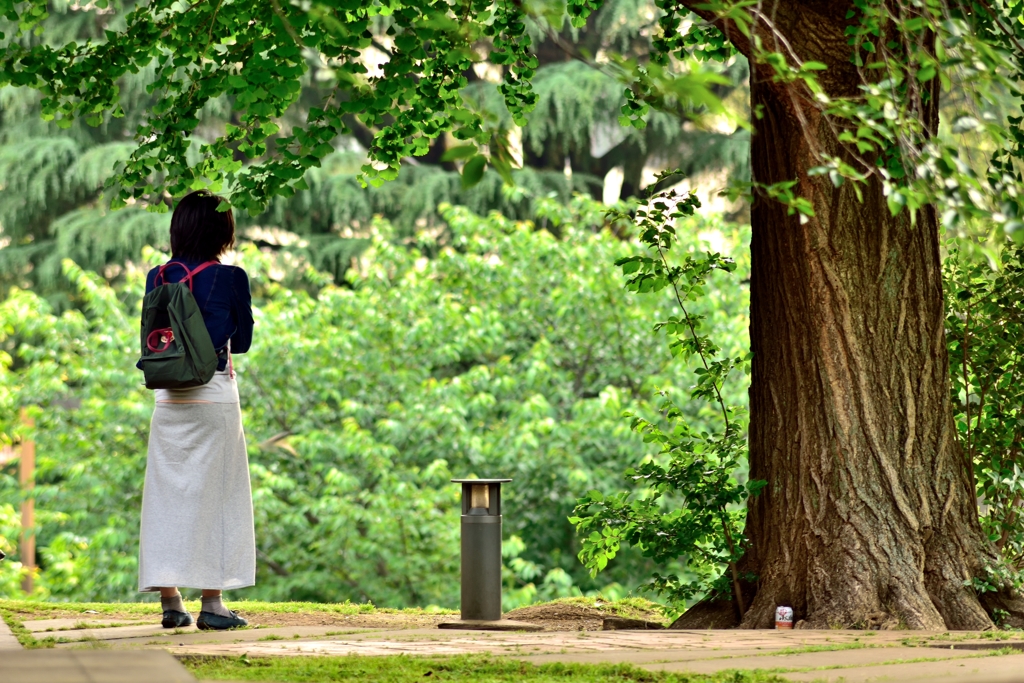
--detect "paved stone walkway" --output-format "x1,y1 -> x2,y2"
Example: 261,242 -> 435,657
0,610 -> 22,651
3,650 -> 195,683
12,613 -> 1024,681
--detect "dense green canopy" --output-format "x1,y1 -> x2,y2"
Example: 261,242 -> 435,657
1,0 -> 1019,231
0,198 -> 750,603
4,0 -> 1024,627
0,0 -> 748,294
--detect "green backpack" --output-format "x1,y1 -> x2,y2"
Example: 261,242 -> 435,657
138,261 -> 220,390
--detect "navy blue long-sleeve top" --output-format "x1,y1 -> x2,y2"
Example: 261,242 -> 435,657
141,259 -> 254,371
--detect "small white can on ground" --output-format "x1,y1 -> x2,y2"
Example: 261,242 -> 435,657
775,606 -> 794,629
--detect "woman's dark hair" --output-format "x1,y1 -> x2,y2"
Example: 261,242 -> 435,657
169,190 -> 236,261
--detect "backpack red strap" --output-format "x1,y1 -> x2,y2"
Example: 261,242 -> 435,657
146,328 -> 175,352
155,260 -> 219,291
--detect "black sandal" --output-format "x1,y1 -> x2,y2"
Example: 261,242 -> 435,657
161,610 -> 194,628
196,610 -> 247,630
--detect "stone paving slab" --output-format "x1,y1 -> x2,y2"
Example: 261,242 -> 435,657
27,619 -> 972,656
167,629 -> 1024,682
44,622 -> 198,643
51,624 -> 376,649
782,651 -> 1024,682
159,628 -> 945,659
16,612 -> 1024,683
524,648 -> 807,666
25,618 -> 148,633
1,610 -> 23,651
2,650 -> 195,683
639,646 -> 988,673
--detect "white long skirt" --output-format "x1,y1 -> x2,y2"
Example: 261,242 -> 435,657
138,371 -> 256,592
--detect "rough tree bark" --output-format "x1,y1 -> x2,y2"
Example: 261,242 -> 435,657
671,0 -> 1023,629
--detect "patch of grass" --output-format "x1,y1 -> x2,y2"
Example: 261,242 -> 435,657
768,643 -> 870,656
642,642 -> 878,666
51,619 -> 150,631
759,647 -> 1019,675
899,630 -> 1023,648
258,634 -> 284,641
931,630 -> 1012,642
70,636 -> 110,649
182,654 -> 787,683
2,597 -> 669,624
0,599 -> 379,618
521,596 -> 667,623
1,599 -> 164,618
0,598 -> 458,625
31,635 -> 77,647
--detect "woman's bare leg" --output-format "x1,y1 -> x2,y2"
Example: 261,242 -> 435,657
158,587 -> 180,599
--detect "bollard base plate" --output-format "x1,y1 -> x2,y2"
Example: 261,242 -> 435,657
438,619 -> 543,632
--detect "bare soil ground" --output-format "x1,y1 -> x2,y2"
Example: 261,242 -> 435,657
241,611 -> 451,629
1,606 -> 448,634
1,597 -> 667,632
506,597 -> 667,631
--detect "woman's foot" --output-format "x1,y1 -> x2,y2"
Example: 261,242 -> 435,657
161,610 -> 193,628
196,593 -> 247,630
196,610 -> 247,630
160,592 -> 193,628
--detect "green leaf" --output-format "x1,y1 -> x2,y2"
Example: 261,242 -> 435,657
461,154 -> 486,188
441,144 -> 478,162
886,191 -> 906,216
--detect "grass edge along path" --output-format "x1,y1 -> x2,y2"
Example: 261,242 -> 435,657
757,646 -> 1021,675
0,606 -> 47,648
0,605 -> 112,648
0,599 -> 436,618
182,653 -> 787,683
0,596 -> 664,621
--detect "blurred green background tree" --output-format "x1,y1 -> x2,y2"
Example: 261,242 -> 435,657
0,195 -> 750,605
3,0 -> 1023,625
0,0 -> 748,302
0,0 -> 752,605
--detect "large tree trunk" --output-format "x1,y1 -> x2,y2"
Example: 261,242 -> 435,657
674,0 -> 1017,629
742,73 -> 991,631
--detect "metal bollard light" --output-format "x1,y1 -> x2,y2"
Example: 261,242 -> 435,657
438,477 -> 541,631
454,478 -> 508,621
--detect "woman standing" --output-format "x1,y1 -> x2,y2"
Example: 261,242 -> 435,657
137,190 -> 255,630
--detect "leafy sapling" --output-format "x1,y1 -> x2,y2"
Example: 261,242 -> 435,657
570,171 -> 763,617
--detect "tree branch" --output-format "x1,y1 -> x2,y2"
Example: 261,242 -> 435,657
257,548 -> 290,577
676,1 -> 756,60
